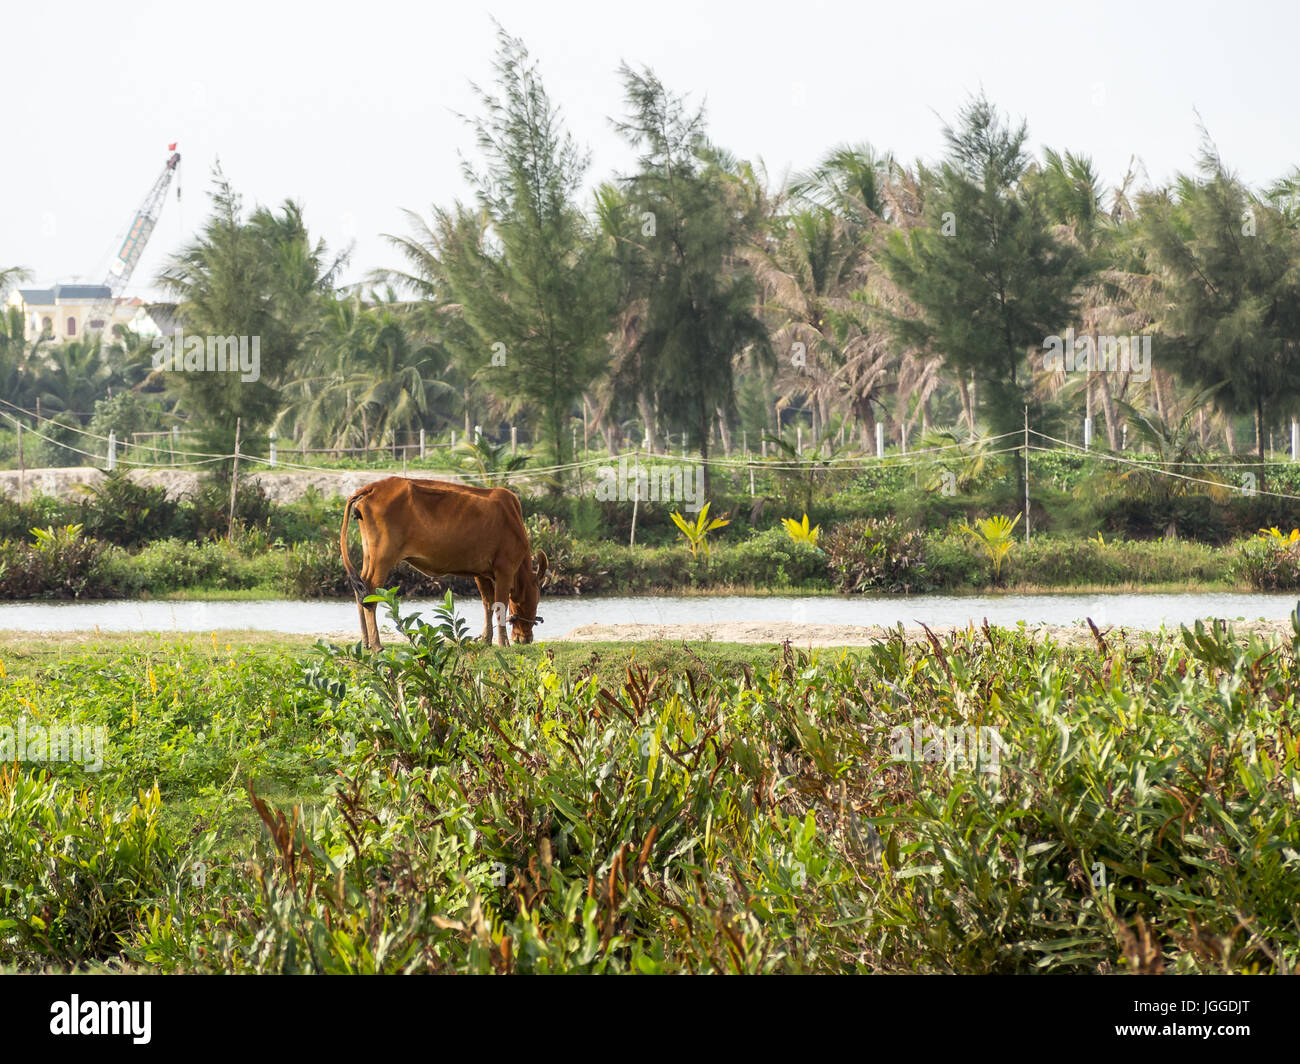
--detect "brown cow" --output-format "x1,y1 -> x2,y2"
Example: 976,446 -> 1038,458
339,476 -> 548,649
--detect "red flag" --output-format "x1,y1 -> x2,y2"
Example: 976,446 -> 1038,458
168,142 -> 177,151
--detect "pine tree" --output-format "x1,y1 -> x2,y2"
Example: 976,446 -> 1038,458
1138,141 -> 1300,472
879,96 -> 1087,498
615,65 -> 769,499
436,24 -> 613,472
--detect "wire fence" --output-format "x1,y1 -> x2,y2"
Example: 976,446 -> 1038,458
6,398 -> 1300,505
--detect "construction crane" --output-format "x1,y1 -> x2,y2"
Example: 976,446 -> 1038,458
87,144 -> 181,333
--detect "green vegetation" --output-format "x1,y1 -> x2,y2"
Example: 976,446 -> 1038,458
2,604 -> 1297,973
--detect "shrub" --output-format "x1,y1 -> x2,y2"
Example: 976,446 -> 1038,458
0,524 -> 112,599
0,771 -> 179,968
101,538 -> 268,594
525,515 -> 609,595
715,527 -> 828,589
0,494 -> 75,541
75,469 -> 178,547
175,475 -> 275,541
824,517 -> 930,593
1234,535 -> 1300,590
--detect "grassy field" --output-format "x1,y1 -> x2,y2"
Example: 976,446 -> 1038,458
2,611 -> 1297,974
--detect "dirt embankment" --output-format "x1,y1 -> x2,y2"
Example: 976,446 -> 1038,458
0,466 -> 460,503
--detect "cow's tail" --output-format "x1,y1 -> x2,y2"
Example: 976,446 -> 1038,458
340,487 -> 370,600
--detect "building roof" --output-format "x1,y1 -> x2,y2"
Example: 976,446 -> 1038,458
17,284 -> 113,303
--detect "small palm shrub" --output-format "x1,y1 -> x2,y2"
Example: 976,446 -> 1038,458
961,513 -> 1022,583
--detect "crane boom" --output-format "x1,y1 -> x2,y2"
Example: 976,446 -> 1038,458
88,148 -> 181,333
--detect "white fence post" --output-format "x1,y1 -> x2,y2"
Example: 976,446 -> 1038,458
1084,416 -> 1092,450
107,432 -> 116,471
269,430 -> 277,468
875,422 -> 884,459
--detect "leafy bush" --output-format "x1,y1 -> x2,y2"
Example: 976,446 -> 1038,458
75,469 -> 178,547
101,537 -> 268,595
1234,535 -> 1300,590
525,515 -> 608,595
824,516 -> 930,593
0,494 -> 75,541
0,524 -> 112,599
175,475 -> 276,542
0,772 -> 179,968
713,526 -> 827,588
104,610 -> 1300,972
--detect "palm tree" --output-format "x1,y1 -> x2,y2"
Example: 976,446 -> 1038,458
32,337 -> 113,423
1026,151 -> 1157,449
453,434 -> 531,485
280,292 -> 452,452
0,305 -> 43,411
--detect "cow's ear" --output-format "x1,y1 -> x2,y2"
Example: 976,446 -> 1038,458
534,550 -> 548,583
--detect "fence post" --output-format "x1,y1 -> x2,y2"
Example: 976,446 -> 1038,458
227,418 -> 241,541
1023,406 -> 1030,545
875,422 -> 884,459
171,424 -> 179,465
797,426 -> 803,455
629,453 -> 640,547
1083,416 -> 1092,450
419,428 -> 426,459
269,430 -> 277,468
16,422 -> 23,503
1291,419 -> 1298,462
107,432 -> 116,471
511,426 -> 518,455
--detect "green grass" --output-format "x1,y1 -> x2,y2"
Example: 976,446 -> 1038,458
3,614 -> 1298,973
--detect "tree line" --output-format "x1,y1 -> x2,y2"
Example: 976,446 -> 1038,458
4,25 -> 1300,496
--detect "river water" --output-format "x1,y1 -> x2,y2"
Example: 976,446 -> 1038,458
0,592 -> 1297,640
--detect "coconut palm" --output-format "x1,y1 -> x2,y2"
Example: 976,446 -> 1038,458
31,337 -> 113,423
453,434 -> 531,485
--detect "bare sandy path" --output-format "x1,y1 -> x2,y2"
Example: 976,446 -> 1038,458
555,619 -> 1295,647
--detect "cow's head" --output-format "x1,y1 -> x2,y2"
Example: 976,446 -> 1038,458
510,549 -> 548,644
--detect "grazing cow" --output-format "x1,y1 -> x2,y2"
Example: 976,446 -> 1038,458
340,477 -> 547,649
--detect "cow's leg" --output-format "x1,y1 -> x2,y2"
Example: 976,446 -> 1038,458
491,565 -> 512,646
359,541 -> 399,650
475,577 -> 495,643
354,592 -> 371,647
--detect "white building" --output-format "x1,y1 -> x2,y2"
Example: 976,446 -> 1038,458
4,284 -> 175,343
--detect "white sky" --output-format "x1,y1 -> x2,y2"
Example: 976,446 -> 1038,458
7,0 -> 1297,301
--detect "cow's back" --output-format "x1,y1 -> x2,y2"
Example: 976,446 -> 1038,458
366,477 -> 529,576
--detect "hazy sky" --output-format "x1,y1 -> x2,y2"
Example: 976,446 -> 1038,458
8,0 -> 1297,301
